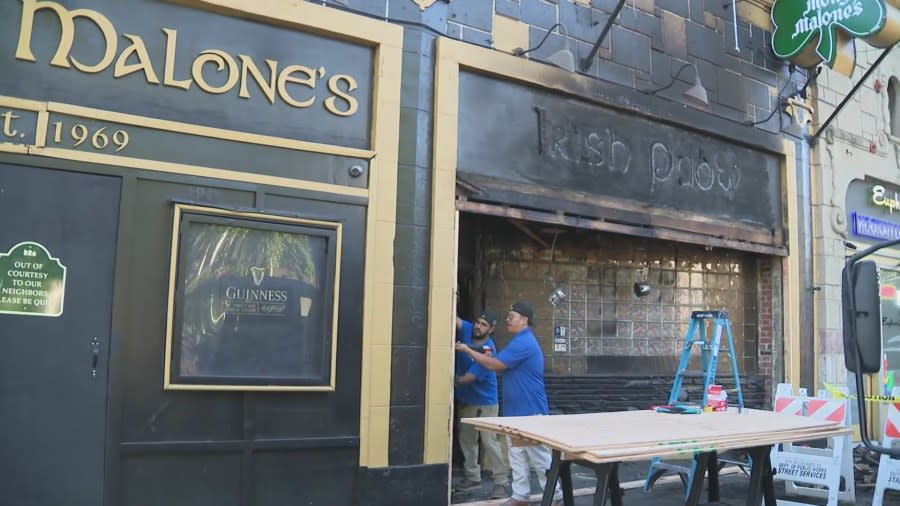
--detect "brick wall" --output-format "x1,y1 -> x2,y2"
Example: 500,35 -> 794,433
458,214 -> 764,380
446,0 -> 797,132
321,1 -> 801,133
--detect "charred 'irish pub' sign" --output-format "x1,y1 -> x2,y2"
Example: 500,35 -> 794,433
771,0 -> 900,75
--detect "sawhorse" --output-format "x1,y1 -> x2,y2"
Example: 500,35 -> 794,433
544,445 -> 777,506
545,457 -> 625,506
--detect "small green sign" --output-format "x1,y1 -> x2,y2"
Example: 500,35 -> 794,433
0,241 -> 66,317
772,0 -> 887,68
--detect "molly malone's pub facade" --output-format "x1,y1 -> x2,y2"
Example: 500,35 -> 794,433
1,0 -> 805,505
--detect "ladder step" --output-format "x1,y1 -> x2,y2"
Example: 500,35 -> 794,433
678,370 -> 708,378
691,310 -> 728,319
686,341 -> 734,355
689,343 -> 730,350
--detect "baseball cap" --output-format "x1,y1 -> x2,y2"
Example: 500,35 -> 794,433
477,310 -> 498,326
510,301 -> 535,323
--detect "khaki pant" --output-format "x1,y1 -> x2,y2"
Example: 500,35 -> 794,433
457,404 -> 509,485
509,443 -> 562,502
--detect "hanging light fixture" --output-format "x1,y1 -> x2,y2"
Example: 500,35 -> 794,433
514,23 -> 576,73
633,266 -> 651,298
548,285 -> 568,306
644,62 -> 709,106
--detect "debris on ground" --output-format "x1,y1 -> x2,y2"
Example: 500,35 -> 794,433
853,445 -> 881,488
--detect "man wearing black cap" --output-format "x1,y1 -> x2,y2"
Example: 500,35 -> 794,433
453,311 -> 509,499
455,301 -> 563,506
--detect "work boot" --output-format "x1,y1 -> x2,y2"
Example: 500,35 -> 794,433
454,478 -> 481,491
490,484 -> 508,499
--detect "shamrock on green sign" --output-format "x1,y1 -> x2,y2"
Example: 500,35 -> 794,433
772,0 -> 887,67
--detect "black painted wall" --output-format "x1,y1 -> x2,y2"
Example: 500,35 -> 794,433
387,27 -> 437,468
354,13 -> 448,503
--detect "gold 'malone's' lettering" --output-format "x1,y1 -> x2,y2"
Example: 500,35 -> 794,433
192,50 -> 239,94
277,65 -> 317,108
325,74 -> 359,116
16,0 -> 118,73
162,28 -> 192,90
114,33 -> 160,83
14,0 -> 362,116
239,55 -> 278,104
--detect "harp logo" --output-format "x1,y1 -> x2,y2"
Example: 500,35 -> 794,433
250,267 -> 266,287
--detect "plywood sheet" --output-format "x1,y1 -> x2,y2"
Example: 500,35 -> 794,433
569,427 -> 851,464
462,409 -> 845,454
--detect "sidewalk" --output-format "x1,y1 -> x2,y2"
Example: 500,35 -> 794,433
452,460 -> 887,505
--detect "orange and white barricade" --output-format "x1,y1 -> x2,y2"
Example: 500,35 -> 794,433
873,387 -> 900,506
770,383 -> 855,506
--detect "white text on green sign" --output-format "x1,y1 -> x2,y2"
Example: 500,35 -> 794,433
0,241 -> 66,317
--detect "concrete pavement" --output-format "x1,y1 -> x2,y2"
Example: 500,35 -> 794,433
452,460 -> 888,505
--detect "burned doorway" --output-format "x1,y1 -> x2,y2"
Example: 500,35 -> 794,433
450,212 -> 767,503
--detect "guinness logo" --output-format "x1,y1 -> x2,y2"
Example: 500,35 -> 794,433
250,266 -> 266,287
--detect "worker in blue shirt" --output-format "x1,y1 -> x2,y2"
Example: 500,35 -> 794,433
453,310 -> 510,500
455,301 -> 562,506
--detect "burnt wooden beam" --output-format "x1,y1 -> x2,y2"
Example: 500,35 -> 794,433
455,177 -> 484,197
458,200 -> 787,256
508,218 -> 551,249
456,174 -> 782,248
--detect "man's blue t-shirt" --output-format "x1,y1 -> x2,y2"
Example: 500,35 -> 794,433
454,320 -> 499,405
457,336 -> 499,405
496,327 -> 549,417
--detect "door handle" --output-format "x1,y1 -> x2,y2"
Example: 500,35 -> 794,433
90,337 -> 100,378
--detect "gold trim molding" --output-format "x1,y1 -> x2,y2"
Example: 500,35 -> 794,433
162,204 -> 343,392
412,0 -> 439,10
0,94 -> 371,198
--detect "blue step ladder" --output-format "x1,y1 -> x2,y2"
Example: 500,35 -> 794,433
643,310 -> 745,498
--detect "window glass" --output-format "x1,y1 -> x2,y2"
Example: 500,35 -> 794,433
169,209 -> 338,388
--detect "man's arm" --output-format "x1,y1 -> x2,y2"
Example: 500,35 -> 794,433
456,316 -> 464,330
455,342 -> 507,372
455,372 -> 477,385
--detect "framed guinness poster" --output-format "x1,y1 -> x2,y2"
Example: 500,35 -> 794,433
164,204 -> 341,391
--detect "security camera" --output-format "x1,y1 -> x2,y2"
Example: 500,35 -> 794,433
349,165 -> 364,178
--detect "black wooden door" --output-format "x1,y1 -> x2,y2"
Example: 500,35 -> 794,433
0,164 -> 120,506
115,179 -> 365,506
